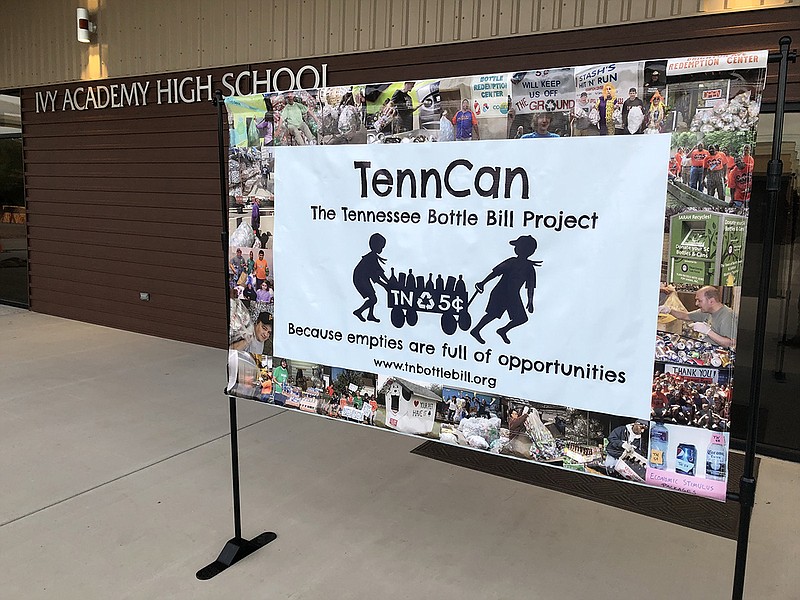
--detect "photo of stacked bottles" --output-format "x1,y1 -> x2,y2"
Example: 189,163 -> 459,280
644,421 -> 730,499
386,267 -> 471,334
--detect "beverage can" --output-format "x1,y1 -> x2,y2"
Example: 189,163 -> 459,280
676,443 -> 697,476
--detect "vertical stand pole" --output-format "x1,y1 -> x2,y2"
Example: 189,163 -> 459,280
196,91 -> 277,581
229,395 -> 243,540
731,37 -> 795,600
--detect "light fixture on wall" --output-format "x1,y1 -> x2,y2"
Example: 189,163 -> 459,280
77,8 -> 96,43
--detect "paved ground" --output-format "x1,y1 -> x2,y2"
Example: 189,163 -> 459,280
1,305 -> 798,599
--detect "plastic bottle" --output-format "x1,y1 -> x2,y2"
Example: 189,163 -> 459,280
705,433 -> 727,481
649,422 -> 668,470
405,269 -> 415,292
455,274 -> 467,295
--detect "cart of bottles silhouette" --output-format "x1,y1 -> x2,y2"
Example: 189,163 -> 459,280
385,267 -> 473,335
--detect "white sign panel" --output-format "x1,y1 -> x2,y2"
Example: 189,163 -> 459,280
471,74 -> 510,119
274,135 -> 671,418
511,68 -> 575,114
666,51 -> 768,76
663,364 -> 720,383
574,62 -> 640,101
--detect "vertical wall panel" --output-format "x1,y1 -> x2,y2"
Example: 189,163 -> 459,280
326,0 -> 343,55
541,0 -> 558,32
449,0 -> 463,39
399,0 -> 412,47
351,0 -> 366,52
474,0 -> 486,40
628,0 -> 648,21
419,0 -> 437,45
432,0 -> 445,43
201,1 -> 226,68
514,0 -> 537,33
288,0 -> 305,57
405,0 -> 422,45
557,0 -> 580,29
493,0 -> 511,38
367,0 -> 386,50
299,0 -> 318,57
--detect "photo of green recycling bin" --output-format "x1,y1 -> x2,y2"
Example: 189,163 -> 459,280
668,211 -> 746,286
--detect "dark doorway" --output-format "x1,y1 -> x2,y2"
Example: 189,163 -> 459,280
0,134 -> 27,307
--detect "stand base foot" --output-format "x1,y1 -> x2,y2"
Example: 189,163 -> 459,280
196,532 -> 277,580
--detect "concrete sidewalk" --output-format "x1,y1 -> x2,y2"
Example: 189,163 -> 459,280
1,306 -> 798,599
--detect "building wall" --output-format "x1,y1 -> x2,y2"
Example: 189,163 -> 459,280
23,83 -> 226,345
18,7 -> 800,347
1,0 -> 795,89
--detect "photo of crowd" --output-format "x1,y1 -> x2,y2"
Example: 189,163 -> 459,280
669,140 -> 754,210
651,368 -> 731,431
226,357 -> 384,423
439,387 -> 500,422
228,242 -> 275,357
664,61 -> 764,216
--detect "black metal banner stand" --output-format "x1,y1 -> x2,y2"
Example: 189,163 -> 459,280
196,90 -> 277,581
196,43 -> 796,591
730,37 -> 795,600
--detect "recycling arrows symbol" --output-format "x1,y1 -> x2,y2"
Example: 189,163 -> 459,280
545,99 -> 557,112
416,291 -> 436,310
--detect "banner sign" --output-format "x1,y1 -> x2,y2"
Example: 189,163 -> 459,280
471,74 -> 510,119
275,136 -> 668,418
574,61 -> 639,101
666,51 -> 768,76
225,51 -> 768,503
511,68 -> 575,114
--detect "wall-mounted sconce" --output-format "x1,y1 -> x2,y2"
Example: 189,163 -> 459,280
77,8 -> 96,43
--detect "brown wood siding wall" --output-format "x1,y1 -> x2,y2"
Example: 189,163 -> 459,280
20,7 -> 800,348
22,86 -> 227,347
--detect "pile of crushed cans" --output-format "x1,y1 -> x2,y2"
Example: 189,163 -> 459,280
655,331 -> 735,367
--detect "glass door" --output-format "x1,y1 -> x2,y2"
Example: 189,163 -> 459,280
0,133 -> 26,307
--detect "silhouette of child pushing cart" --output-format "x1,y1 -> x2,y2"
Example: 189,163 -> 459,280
352,233 -> 390,322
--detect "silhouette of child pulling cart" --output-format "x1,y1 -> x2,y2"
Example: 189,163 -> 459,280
470,235 -> 542,344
